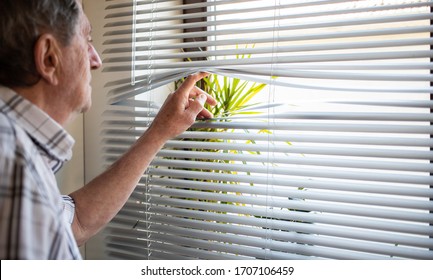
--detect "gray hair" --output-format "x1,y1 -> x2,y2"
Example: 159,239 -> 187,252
0,0 -> 80,87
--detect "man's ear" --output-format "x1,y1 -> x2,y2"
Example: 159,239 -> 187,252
33,34 -> 62,85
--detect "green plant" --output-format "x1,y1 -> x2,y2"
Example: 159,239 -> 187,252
201,74 -> 267,118
171,73 -> 269,206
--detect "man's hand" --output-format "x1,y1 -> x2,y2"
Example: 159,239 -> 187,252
149,72 -> 217,140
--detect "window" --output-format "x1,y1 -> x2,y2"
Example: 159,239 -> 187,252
102,0 -> 433,259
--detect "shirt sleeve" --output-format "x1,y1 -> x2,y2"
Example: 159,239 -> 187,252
61,195 -> 76,225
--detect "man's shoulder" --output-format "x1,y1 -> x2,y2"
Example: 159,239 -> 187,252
0,111 -> 14,132
0,112 -> 17,148
0,112 -> 36,158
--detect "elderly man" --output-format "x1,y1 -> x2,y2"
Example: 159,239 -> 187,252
0,0 -> 216,259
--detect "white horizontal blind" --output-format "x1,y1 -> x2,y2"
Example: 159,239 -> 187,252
102,0 -> 433,259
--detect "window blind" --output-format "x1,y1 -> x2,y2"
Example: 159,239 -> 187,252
102,0 -> 433,260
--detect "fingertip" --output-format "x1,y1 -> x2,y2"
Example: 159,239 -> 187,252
191,71 -> 210,80
197,94 -> 206,106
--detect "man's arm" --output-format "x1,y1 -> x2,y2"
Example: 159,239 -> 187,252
69,73 -> 216,245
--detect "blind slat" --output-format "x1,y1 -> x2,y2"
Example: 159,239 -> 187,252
104,110 -> 433,121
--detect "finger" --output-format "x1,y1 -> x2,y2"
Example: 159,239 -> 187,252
186,93 -> 213,119
191,86 -> 218,107
176,72 -> 210,97
197,108 -> 214,119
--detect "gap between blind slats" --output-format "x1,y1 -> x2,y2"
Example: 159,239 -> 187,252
105,71 -> 433,91
106,68 -> 433,101
108,84 -> 433,103
105,72 -> 433,103
146,168 -> 433,198
117,203 -> 433,237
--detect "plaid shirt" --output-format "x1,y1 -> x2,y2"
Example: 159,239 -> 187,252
0,86 -> 81,259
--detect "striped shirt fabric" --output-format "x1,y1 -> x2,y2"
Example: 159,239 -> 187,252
0,86 -> 82,259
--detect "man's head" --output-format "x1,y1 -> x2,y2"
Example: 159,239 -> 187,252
0,0 -> 81,87
0,0 -> 102,124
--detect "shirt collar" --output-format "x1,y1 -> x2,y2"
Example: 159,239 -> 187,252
0,86 -> 75,162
